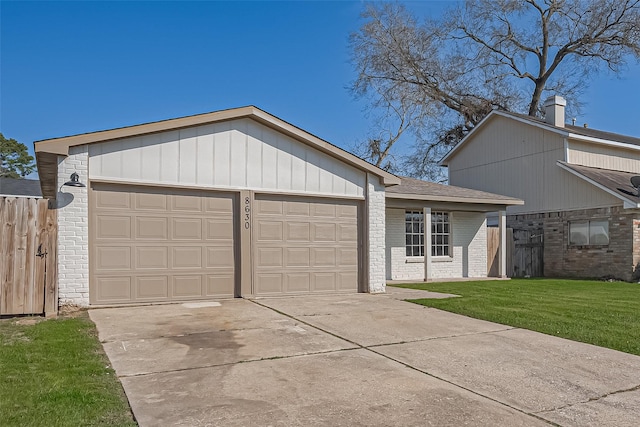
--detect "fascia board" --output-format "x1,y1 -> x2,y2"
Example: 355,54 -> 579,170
385,191 -> 524,206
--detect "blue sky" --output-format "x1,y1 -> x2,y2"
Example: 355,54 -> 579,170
1,0 -> 639,175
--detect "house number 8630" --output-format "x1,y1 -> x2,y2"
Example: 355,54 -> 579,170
244,197 -> 251,229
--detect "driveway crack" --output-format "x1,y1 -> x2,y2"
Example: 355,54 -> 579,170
534,384 -> 640,414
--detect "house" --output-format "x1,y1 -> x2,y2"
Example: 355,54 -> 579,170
34,106 -> 521,307
0,177 -> 42,197
441,96 -> 640,281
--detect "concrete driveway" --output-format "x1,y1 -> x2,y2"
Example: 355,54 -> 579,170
90,288 -> 640,426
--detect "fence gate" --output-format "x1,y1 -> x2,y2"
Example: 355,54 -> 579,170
487,227 -> 514,277
0,197 -> 57,316
511,228 -> 543,277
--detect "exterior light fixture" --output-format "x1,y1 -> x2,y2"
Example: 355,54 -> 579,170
62,172 -> 85,188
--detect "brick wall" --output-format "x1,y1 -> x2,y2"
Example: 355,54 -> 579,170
367,174 -> 386,292
508,206 -> 640,281
56,146 -> 90,306
385,208 -> 488,280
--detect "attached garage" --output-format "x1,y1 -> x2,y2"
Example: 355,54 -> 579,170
35,106 -> 398,307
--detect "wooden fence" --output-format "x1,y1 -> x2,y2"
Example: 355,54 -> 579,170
0,197 -> 57,316
487,227 -> 514,277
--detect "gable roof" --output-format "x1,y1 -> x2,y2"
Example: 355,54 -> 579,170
440,110 -> 640,166
35,106 -> 400,198
0,177 -> 42,197
386,176 -> 523,206
557,161 -> 640,209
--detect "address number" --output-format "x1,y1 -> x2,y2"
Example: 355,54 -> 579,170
244,196 -> 251,229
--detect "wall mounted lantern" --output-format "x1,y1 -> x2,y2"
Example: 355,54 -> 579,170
62,172 -> 85,188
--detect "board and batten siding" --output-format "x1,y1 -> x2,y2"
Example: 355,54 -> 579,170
448,115 -> 620,214
88,118 -> 365,198
567,140 -> 640,174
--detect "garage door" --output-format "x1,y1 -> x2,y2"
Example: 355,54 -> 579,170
90,183 -> 236,304
253,195 -> 360,295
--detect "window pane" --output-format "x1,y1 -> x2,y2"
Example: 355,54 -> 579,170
569,222 -> 588,245
437,246 -> 443,256
443,246 -> 449,256
406,247 -> 412,256
413,235 -> 420,244
419,246 -> 424,256
406,235 -> 411,245
413,223 -> 420,233
431,246 -> 436,256
590,220 -> 609,245
442,235 -> 449,245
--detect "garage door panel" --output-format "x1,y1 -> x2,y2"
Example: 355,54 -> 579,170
256,247 -> 283,268
173,275 -> 203,297
205,197 -> 233,213
135,193 -> 167,210
206,219 -> 234,240
171,194 -> 202,212
286,248 -> 310,267
136,217 -> 168,240
256,199 -> 283,215
95,247 -> 131,271
96,277 -> 132,301
96,216 -> 131,239
172,218 -> 203,240
338,272 -> 358,290
206,275 -> 235,296
338,224 -> 358,242
312,223 -> 337,241
312,248 -> 337,267
337,204 -> 358,219
91,183 -> 236,304
136,247 -> 168,269
285,201 -> 310,216
96,190 -> 131,210
136,277 -> 169,299
172,247 -> 203,269
311,203 -> 336,218
286,222 -> 310,241
257,221 -> 283,241
286,273 -> 311,292
337,248 -> 358,266
312,272 -> 336,291
206,247 -> 235,268
255,273 -> 283,294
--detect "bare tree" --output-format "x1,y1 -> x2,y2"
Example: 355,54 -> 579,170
350,0 -> 640,179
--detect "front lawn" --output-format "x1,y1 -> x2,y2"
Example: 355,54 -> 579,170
0,313 -> 136,427
394,278 -> 640,356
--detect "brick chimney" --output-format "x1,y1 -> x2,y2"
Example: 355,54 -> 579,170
543,95 -> 566,127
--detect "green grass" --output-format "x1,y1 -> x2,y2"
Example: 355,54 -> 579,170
0,313 -> 136,427
394,278 -> 640,356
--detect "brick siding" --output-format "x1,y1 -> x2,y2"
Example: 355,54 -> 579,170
508,206 -> 640,281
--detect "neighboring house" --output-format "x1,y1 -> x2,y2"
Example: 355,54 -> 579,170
34,106 -> 520,308
0,177 -> 42,197
441,96 -> 640,281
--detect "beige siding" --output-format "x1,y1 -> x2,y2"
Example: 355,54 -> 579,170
448,116 -> 621,213
89,118 -> 366,198
568,140 -> 640,173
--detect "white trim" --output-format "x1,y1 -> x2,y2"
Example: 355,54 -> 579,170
556,161 -> 640,209
563,137 -> 569,162
385,192 -> 523,205
567,133 -> 640,152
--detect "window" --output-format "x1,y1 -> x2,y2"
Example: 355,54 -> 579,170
569,220 -> 609,245
405,211 -> 424,256
405,210 -> 450,257
431,211 -> 450,256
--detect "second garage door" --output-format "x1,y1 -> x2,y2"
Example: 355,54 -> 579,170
253,195 -> 360,295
